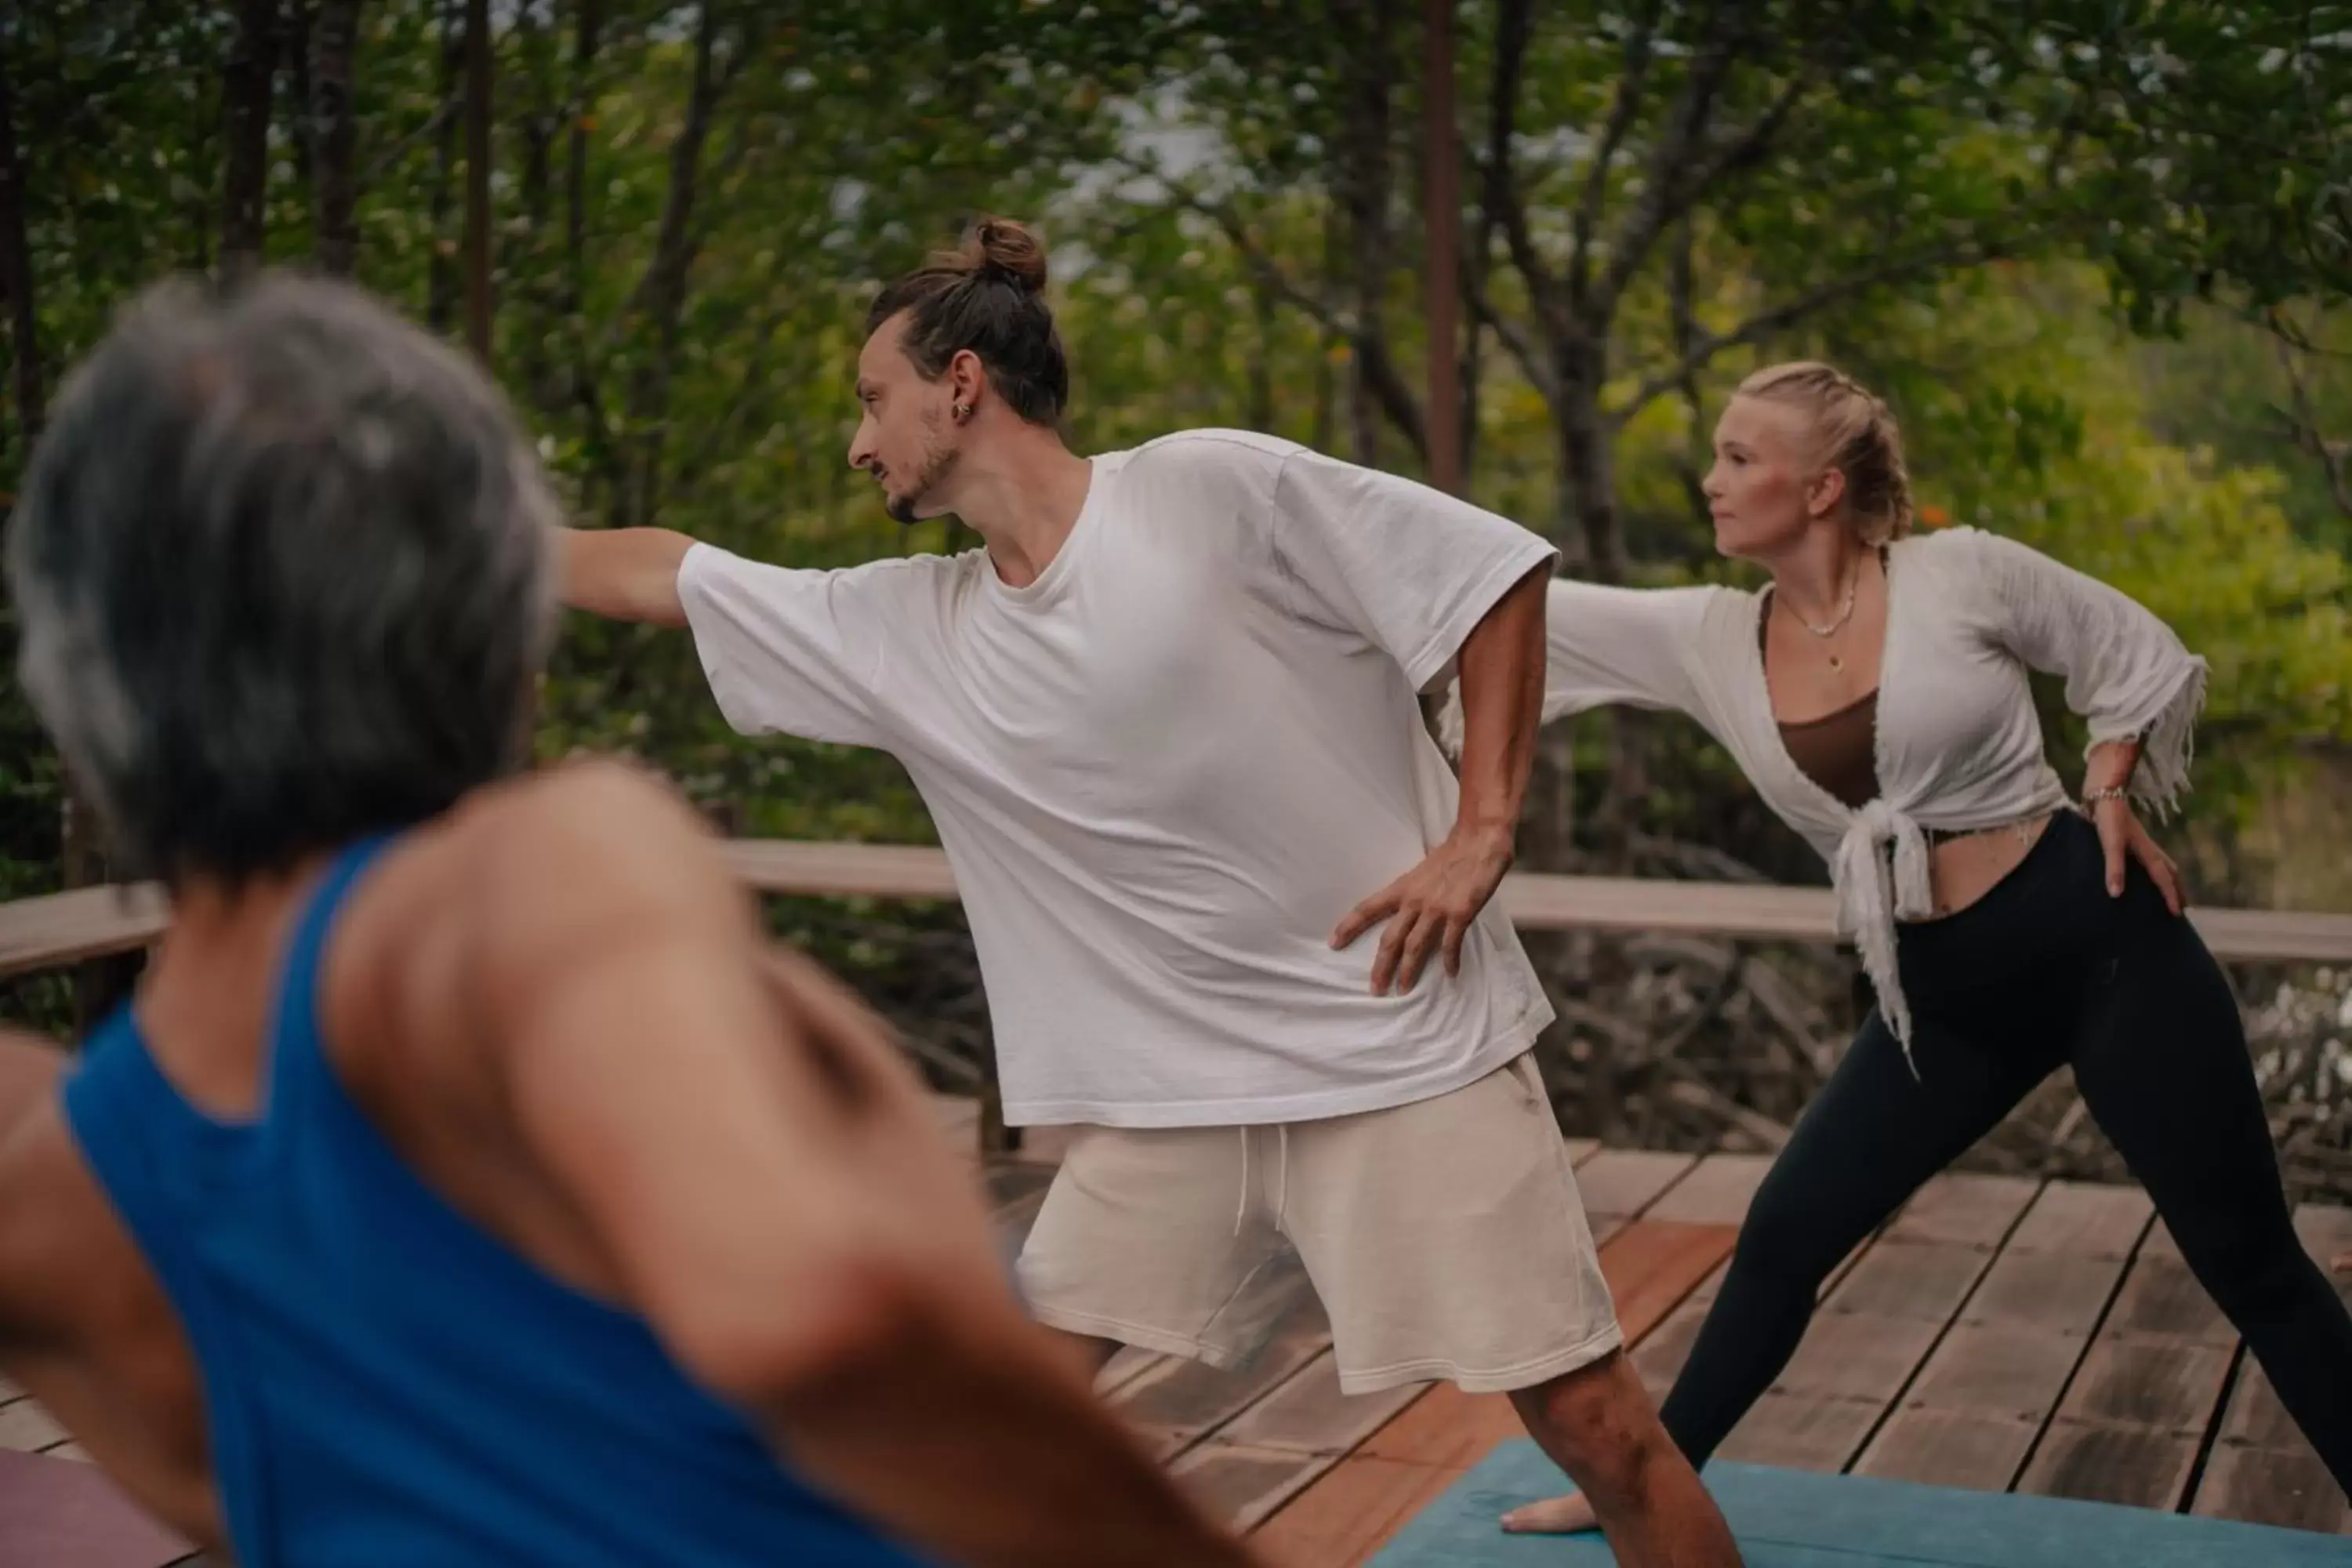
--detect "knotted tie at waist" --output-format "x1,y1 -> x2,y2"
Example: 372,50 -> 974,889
1831,799 -> 1935,1075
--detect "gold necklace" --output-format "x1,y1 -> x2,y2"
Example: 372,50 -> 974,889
1784,572 -> 1860,671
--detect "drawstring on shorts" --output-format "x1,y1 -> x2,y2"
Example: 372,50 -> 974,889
1232,1124 -> 1294,1236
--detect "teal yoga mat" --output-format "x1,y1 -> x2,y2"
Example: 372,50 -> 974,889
1368,1443 -> 2352,1566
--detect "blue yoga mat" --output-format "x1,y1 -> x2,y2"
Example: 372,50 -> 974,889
1370,1443 -> 2352,1566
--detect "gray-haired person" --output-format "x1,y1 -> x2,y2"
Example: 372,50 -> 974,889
0,272 -> 1259,1568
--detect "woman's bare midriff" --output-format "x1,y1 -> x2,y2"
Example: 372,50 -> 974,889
1910,811 -> 2056,922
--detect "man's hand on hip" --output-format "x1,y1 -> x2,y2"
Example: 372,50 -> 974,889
1330,824 -> 1515,996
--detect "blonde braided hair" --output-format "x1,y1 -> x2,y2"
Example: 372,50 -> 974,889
1734,361 -> 1915,546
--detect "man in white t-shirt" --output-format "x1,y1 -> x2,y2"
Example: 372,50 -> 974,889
561,219 -> 1738,1565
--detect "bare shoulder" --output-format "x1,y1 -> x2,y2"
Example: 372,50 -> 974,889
460,756 -> 717,863
325,760 -> 752,1081
422,760 -> 753,1004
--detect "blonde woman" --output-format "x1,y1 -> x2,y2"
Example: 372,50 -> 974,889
1453,362 -> 2352,1532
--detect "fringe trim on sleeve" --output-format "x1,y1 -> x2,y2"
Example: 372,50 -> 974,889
2111,658 -> 2208,822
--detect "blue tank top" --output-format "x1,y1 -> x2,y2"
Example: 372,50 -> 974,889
63,835 -> 933,1567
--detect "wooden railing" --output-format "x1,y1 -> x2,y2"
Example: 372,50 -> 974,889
8,839 -> 2352,980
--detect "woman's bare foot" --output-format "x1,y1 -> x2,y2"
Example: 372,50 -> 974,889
1501,1490 -> 1599,1534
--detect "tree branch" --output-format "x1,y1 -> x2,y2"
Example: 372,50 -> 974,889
309,0 -> 362,274
1568,0 -> 1662,310
1112,154 -> 1428,456
1461,268 -> 1556,404
220,0 -> 283,279
1163,176 -> 1341,327
1585,8 -> 1743,320
1666,216 -> 1711,523
1596,54 -> 1813,321
1613,238 -> 2006,424
2269,310 -> 2352,520
1484,0 -> 1566,347
358,91 -> 457,197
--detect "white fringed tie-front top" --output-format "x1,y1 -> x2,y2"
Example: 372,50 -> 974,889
1440,526 -> 2208,1055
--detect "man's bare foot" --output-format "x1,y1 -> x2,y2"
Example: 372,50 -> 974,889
1500,1490 -> 1598,1534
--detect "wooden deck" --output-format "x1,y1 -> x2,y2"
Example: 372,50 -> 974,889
0,1097 -> 2344,1564
936,1102 -> 2352,1563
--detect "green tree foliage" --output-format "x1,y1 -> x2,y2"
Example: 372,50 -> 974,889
0,0 -> 2347,938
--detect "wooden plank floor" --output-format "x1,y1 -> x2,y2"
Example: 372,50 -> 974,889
5,1098 -> 2345,1564
959,1113 -> 2352,1561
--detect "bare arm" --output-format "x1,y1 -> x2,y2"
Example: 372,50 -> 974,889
2082,736 -> 2142,800
1451,563 -> 1549,858
559,527 -> 695,627
0,1032 -> 75,1352
1333,562 -> 1549,993
470,764 -> 1254,1568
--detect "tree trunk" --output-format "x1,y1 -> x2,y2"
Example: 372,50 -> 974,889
461,0 -> 492,361
1457,289 -> 1486,481
1334,0 -> 1395,469
1311,198 -> 1340,455
563,0 -> 601,330
1553,354 -> 1652,872
183,36 -> 218,273
1459,191 -> 1501,482
310,0 -> 361,275
0,53 -> 141,1031
1553,363 -> 1621,583
1420,0 -> 1459,493
1248,278 -> 1275,433
0,56 -> 37,456
220,0 -> 282,280
283,1 -> 316,211
513,0 -> 558,408
559,0 -> 604,485
612,2 -> 730,531
426,0 -> 462,332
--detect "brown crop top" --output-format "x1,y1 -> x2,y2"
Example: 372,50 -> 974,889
1762,615 -> 1879,808
1779,691 -> 1879,809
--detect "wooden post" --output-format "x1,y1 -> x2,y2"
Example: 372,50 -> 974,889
1421,0 -> 1460,494
462,0 -> 492,361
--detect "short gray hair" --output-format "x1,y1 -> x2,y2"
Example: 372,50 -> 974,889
7,273 -> 557,884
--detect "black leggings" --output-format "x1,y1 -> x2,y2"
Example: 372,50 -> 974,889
1658,810 -> 2352,1491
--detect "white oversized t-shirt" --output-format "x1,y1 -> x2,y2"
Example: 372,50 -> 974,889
677,429 -> 1559,1127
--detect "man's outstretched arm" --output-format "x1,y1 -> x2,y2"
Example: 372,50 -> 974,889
558,528 -> 694,626
469,763 -> 1256,1568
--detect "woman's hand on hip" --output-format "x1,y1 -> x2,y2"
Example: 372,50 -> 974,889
2094,796 -> 2184,914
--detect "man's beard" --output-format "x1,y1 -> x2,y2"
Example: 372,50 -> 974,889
886,437 -> 960,526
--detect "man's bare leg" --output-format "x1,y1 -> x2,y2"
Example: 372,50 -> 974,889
1502,1350 -> 1740,1566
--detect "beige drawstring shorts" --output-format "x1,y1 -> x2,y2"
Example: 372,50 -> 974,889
1014,1052 -> 1622,1395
